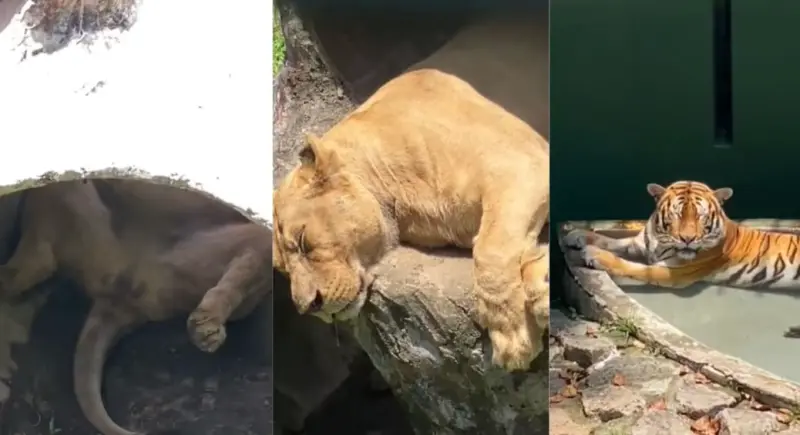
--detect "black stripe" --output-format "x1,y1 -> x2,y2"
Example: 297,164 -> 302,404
751,267 -> 768,285
789,237 -> 799,263
774,254 -> 787,276
725,264 -> 748,285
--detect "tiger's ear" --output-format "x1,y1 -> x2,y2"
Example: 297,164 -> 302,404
646,183 -> 666,200
714,187 -> 733,204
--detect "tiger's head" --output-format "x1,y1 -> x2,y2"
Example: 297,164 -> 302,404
646,180 -> 733,261
273,134 -> 394,324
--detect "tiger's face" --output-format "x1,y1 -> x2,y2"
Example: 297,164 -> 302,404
646,181 -> 733,261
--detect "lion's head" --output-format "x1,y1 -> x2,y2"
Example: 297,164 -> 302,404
273,135 -> 393,323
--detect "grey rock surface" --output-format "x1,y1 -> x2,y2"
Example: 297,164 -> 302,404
353,246 -> 549,435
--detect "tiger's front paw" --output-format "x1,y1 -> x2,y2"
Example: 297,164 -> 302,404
562,229 -> 594,250
580,245 -> 611,271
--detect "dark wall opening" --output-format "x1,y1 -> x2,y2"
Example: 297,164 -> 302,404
552,0 -> 800,223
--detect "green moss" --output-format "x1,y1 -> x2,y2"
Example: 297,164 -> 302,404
273,8 -> 286,75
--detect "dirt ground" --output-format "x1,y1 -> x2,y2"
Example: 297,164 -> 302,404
0,281 -> 271,435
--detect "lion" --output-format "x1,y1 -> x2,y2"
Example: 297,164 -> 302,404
0,179 -> 272,435
273,68 -> 550,371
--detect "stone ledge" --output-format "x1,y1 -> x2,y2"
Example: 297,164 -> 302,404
352,246 -> 548,435
556,222 -> 800,411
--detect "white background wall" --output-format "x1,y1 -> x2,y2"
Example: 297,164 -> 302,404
0,0 -> 274,222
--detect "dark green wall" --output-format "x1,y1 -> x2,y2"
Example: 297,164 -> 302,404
551,0 -> 800,222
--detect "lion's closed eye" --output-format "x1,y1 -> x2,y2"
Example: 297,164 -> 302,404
298,228 -> 312,254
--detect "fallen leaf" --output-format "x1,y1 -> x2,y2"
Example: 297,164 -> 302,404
648,398 -> 667,411
775,409 -> 793,424
549,394 -> 564,404
749,399 -> 770,411
612,373 -> 626,386
694,373 -> 711,384
585,326 -> 598,338
690,415 -> 720,435
560,384 -> 579,398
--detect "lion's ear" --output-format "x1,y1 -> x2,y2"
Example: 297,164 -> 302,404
299,134 -> 323,167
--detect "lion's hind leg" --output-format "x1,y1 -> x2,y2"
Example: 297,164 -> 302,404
188,246 -> 269,353
473,188 -> 549,372
0,224 -> 56,300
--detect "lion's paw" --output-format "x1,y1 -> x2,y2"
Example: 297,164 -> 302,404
488,326 -> 542,372
187,309 -> 227,353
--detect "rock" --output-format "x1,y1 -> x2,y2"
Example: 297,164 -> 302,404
716,408 -> 781,435
352,247 -> 548,435
561,334 -> 616,368
551,406 -> 593,435
631,411 -> 693,435
550,369 -> 567,396
550,344 -> 564,362
582,354 -> 681,402
672,379 -> 738,419
551,310 -> 601,337
778,425 -> 800,434
581,386 -> 645,421
591,415 -> 637,435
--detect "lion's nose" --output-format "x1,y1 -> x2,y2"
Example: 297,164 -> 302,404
308,291 -> 324,313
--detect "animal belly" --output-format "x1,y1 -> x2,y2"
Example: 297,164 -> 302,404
401,220 -> 476,249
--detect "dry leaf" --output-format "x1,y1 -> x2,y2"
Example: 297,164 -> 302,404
775,409 -> 793,424
585,326 -> 598,338
690,415 -> 720,435
560,384 -> 579,399
749,399 -> 770,411
612,373 -> 626,386
549,394 -> 564,404
648,399 -> 667,411
694,373 -> 711,384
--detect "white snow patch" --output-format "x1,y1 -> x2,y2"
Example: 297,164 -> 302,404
0,0 -> 273,222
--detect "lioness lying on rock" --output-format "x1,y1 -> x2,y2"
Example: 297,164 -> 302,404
273,68 -> 550,371
0,180 -> 272,435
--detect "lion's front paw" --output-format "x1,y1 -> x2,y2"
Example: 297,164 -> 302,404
563,229 -> 593,250
488,326 -> 542,372
187,309 -> 227,353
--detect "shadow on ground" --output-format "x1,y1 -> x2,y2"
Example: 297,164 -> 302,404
0,281 -> 271,435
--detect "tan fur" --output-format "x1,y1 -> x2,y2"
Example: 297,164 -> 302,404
273,68 -> 549,372
0,180 -> 271,435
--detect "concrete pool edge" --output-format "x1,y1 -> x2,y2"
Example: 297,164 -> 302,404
557,221 -> 800,411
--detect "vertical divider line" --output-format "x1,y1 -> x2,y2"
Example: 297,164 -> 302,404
713,0 -> 733,147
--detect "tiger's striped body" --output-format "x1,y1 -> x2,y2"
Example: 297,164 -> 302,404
564,180 -> 800,290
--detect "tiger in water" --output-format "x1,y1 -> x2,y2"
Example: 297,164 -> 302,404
563,180 -> 800,337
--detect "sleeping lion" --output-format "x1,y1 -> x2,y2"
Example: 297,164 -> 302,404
0,179 -> 272,435
273,68 -> 550,371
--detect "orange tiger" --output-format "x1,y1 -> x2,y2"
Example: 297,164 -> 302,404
564,180 -> 800,293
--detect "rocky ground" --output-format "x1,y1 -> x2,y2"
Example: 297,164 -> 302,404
549,306 -> 800,435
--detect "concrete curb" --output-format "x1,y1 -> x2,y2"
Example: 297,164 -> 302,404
557,220 -> 800,410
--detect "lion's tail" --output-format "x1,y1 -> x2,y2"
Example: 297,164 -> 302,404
74,301 -> 143,435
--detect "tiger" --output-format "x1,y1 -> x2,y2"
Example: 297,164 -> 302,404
563,181 -> 800,304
